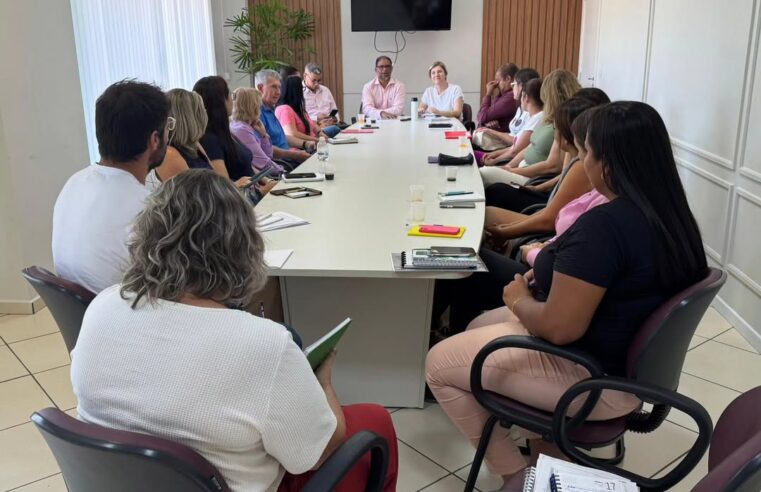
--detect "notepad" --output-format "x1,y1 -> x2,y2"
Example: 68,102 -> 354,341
407,225 -> 466,238
264,249 -> 293,268
525,454 -> 639,492
437,192 -> 485,205
304,318 -> 351,370
328,137 -> 358,144
444,131 -> 468,139
258,212 -> 309,232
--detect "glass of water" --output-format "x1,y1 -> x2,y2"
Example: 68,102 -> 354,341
316,137 -> 329,162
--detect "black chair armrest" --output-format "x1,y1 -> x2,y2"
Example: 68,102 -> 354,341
553,377 -> 712,491
524,174 -> 557,187
470,335 -> 605,437
302,431 -> 388,492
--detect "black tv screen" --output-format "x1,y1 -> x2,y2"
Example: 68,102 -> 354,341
351,0 -> 452,32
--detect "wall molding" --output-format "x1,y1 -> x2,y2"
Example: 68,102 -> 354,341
723,188 -> 761,295
736,0 -> 761,176
713,295 -> 761,352
671,138 -> 735,170
739,165 -> 761,185
727,264 -> 761,298
675,157 -> 733,189
0,296 -> 45,315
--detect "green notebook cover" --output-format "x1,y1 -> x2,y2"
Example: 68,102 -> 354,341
304,318 -> 351,370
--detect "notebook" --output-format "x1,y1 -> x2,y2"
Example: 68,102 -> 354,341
523,454 -> 639,492
391,249 -> 487,272
328,137 -> 358,144
437,192 -> 485,204
304,318 -> 351,370
407,225 -> 466,238
444,131 -> 468,139
257,212 -> 309,232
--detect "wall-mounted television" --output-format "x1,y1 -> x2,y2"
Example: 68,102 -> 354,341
351,0 -> 452,32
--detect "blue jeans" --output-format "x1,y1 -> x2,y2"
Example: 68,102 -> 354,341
322,125 -> 341,138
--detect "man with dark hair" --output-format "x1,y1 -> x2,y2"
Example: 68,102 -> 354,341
361,55 -> 406,119
52,79 -> 170,293
476,62 -> 519,132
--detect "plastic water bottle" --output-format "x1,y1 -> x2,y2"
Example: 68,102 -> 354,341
411,97 -> 419,121
316,137 -> 329,162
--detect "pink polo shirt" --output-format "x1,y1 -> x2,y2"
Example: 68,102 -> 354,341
361,77 -> 406,119
526,190 -> 609,266
303,83 -> 338,121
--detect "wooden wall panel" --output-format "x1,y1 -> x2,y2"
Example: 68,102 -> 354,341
481,0 -> 582,98
248,0 -> 344,117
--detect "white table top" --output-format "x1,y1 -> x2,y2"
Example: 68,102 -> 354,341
255,118 -> 485,278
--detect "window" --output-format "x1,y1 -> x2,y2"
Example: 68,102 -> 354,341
70,0 -> 216,163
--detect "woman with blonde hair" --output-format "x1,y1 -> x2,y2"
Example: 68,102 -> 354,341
71,169 -> 399,492
230,87 -> 286,175
148,89 -> 213,187
418,61 -> 464,119
480,69 -> 581,187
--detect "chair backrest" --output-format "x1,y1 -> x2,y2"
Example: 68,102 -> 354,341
627,267 -> 726,390
21,266 -> 95,352
31,408 -> 230,492
462,103 -> 473,123
692,386 -> 761,492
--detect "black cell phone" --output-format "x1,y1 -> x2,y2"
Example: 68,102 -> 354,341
284,172 -> 317,179
271,187 -> 304,196
430,246 -> 477,257
428,123 -> 453,128
400,116 -> 411,121
329,108 -> 339,118
439,202 -> 476,209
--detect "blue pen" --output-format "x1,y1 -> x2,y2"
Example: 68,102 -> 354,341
443,191 -> 473,196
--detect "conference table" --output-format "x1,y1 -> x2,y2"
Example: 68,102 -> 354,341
255,118 -> 485,408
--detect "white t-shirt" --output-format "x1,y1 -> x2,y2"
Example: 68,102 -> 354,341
71,285 -> 337,492
52,165 -> 149,293
521,110 -> 545,134
421,84 -> 464,112
508,107 -> 527,136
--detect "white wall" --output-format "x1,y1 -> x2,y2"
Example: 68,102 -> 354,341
581,0 -> 761,350
340,0 -> 484,117
211,0 -> 250,90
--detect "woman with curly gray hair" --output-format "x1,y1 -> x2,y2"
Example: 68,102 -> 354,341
70,169 -> 398,491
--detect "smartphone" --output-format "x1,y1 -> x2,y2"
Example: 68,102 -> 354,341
419,225 -> 461,235
329,108 -> 339,118
430,246 -> 477,257
285,187 -> 321,198
439,202 -> 476,209
400,116 -> 411,121
271,186 -> 305,196
284,172 -> 317,179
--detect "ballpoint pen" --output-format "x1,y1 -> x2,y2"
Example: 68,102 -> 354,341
440,191 -> 474,196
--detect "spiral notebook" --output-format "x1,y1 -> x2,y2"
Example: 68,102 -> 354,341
391,249 -> 487,272
522,455 -> 639,492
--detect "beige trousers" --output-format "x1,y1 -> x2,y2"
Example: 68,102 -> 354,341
425,307 -> 640,476
480,166 -> 531,187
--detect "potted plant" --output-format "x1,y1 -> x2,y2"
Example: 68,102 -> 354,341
225,0 -> 315,76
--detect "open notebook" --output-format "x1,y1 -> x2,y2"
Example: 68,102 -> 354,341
522,455 -> 639,492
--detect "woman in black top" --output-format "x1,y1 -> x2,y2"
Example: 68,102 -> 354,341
426,101 -> 707,486
193,76 -> 275,197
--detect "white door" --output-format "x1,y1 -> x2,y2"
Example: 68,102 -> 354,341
578,0 -> 602,87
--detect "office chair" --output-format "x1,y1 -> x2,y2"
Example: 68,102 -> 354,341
21,266 -> 96,352
32,407 -> 390,492
464,268 -> 727,491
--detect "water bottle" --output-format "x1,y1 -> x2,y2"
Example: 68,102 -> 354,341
316,137 -> 329,162
411,97 -> 419,121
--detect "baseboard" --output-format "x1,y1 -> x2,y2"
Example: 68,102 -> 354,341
0,296 -> 46,315
713,295 -> 761,352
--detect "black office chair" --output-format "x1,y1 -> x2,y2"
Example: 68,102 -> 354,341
21,266 -> 96,352
464,268 -> 727,491
32,407 -> 389,492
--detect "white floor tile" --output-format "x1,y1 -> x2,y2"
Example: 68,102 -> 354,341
694,307 -> 732,338
0,422 -> 60,490
9,333 -> 70,374
0,345 -> 28,382
713,328 -> 759,354
396,440 -> 450,492
10,473 -> 67,492
393,403 -> 477,472
419,474 -> 469,491
35,366 -> 76,410
688,334 -> 707,350
652,451 -> 709,491
0,377 -> 54,430
454,462 -> 505,492
683,340 -> 761,393
667,373 -> 740,432
0,310 -> 59,344
618,421 -> 699,478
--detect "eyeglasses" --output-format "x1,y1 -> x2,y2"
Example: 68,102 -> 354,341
376,64 -> 393,70
167,116 -> 176,132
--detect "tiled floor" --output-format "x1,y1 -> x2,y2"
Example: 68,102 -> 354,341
0,308 -> 758,491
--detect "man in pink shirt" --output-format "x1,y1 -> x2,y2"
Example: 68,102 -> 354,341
302,62 -> 339,126
362,56 -> 406,119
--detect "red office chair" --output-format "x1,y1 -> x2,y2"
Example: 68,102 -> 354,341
21,266 -> 96,352
465,267 -> 727,491
32,407 -> 389,492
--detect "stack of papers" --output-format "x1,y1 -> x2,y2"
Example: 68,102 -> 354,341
524,454 -> 639,492
258,212 -> 309,232
263,249 -> 293,268
437,192 -> 485,205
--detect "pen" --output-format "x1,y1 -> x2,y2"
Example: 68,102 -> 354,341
443,191 -> 473,196
259,301 -> 265,318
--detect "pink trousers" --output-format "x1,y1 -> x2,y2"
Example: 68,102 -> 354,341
425,307 -> 639,476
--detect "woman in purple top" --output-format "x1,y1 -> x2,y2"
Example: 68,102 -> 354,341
230,87 -> 285,176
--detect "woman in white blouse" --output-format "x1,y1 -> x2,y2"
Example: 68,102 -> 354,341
418,61 -> 464,119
